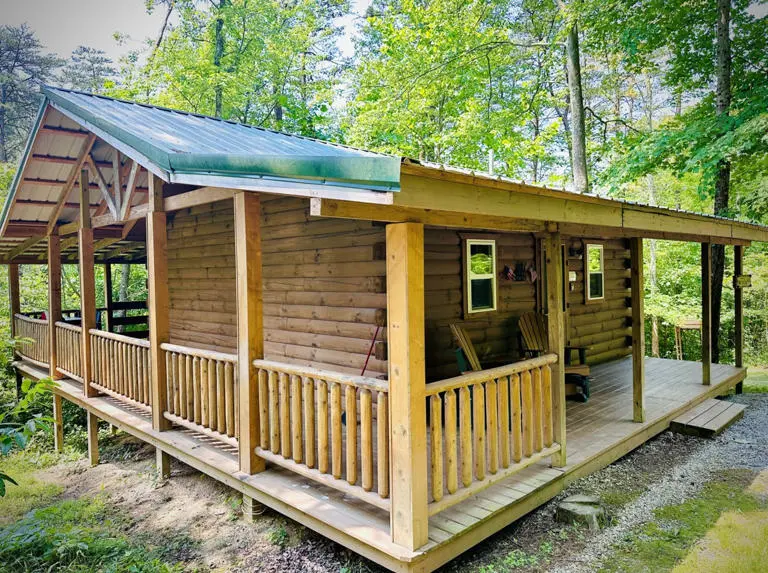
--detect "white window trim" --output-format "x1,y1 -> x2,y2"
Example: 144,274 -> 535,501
586,243 -> 605,301
466,239 -> 497,314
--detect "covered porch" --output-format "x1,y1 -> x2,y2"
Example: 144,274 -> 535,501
11,350 -> 745,572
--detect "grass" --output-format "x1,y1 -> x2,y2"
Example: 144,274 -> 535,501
672,510 -> 768,573
598,469 -> 766,573
743,368 -> 768,393
0,445 -> 83,525
0,495 -> 195,572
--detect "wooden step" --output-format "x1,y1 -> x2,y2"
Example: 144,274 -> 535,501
670,398 -> 746,438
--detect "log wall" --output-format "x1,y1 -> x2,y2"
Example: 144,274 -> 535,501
166,197 -> 388,376
565,236 -> 633,365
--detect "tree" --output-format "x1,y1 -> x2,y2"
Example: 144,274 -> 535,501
61,46 -> 116,94
0,25 -> 60,163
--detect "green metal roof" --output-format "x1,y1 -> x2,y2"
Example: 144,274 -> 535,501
42,86 -> 400,191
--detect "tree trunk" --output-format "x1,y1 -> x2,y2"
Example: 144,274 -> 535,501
565,23 -> 589,193
644,75 -> 660,357
118,263 -> 130,333
712,0 -> 732,364
213,0 -> 227,118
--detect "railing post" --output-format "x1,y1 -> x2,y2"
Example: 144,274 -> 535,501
147,174 -> 172,431
701,242 -> 712,386
385,222 -> 428,551
78,169 -> 97,398
630,237 -> 645,422
48,231 -> 63,380
8,263 -> 19,338
234,192 -> 265,474
734,245 -> 744,394
544,230 -> 566,467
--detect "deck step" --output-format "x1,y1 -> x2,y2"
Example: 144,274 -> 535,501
670,398 -> 746,438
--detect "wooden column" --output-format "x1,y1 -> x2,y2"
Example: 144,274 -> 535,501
79,169 -> 97,398
234,192 -> 265,474
734,245 -> 744,393
386,222 -> 428,551
147,174 -> 171,431
103,263 -> 113,332
156,448 -> 171,479
53,394 -> 64,452
8,263 -> 19,337
701,243 -> 712,385
544,231 -> 566,467
87,411 -> 99,466
630,237 -> 645,422
48,232 -> 63,380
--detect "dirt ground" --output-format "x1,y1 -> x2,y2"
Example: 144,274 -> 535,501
28,390 -> 768,573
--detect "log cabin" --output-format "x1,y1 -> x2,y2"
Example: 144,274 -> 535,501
2,86 -> 765,572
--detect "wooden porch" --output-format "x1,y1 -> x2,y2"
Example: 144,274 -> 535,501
12,341 -> 745,572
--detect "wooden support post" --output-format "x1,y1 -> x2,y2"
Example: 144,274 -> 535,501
234,192 -> 265,474
734,244 -> 744,394
242,494 -> 263,522
87,411 -> 99,466
9,263 -> 19,337
701,242 -> 712,386
544,231 -> 567,467
53,394 -> 64,452
79,169 -> 97,397
48,232 -> 63,380
103,263 -> 113,332
156,448 -> 171,479
147,175 -> 171,430
630,237 -> 645,422
386,222 -> 428,551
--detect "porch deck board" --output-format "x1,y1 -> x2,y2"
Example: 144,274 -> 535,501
18,355 -> 745,572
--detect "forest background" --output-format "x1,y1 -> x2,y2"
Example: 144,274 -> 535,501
2,0 -> 768,369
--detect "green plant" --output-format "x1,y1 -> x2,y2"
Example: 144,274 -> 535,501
267,524 -> 289,548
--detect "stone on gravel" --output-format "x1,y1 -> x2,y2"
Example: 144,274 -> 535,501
556,495 -> 605,530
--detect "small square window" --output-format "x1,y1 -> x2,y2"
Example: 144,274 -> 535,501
586,244 -> 604,301
466,239 -> 497,313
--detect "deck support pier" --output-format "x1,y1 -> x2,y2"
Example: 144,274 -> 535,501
8,263 -> 19,337
156,448 -> 171,479
79,169 -> 97,397
701,243 -> 712,386
53,394 -> 64,452
734,245 -> 744,394
386,222 -> 428,551
544,231 -> 567,467
147,175 -> 171,431
87,411 -> 99,466
242,495 -> 263,522
630,237 -> 645,422
48,231 -> 63,380
234,192 -> 265,474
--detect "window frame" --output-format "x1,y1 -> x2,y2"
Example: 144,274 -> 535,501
585,243 -> 605,302
465,238 -> 498,315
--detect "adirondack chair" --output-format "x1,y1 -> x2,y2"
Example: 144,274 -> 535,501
518,312 -> 590,400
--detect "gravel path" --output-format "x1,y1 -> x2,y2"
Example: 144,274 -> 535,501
549,392 -> 768,573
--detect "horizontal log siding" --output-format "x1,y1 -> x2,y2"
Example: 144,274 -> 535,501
261,196 -> 387,376
424,229 -> 537,381
167,200 -> 239,353
167,197 -> 388,375
565,236 -> 632,365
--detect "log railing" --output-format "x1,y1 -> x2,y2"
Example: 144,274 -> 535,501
160,343 -> 238,446
55,322 -> 82,380
252,359 -> 391,511
90,329 -> 151,408
14,314 -> 49,368
425,354 -> 561,515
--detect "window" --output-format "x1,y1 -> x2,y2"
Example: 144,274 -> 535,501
586,243 -> 604,301
466,239 -> 497,313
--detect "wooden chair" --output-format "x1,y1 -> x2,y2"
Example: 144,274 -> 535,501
518,312 -> 589,375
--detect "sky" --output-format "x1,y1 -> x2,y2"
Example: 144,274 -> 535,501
1,0 -> 371,63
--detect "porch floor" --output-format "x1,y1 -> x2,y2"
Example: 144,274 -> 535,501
19,356 -> 745,573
